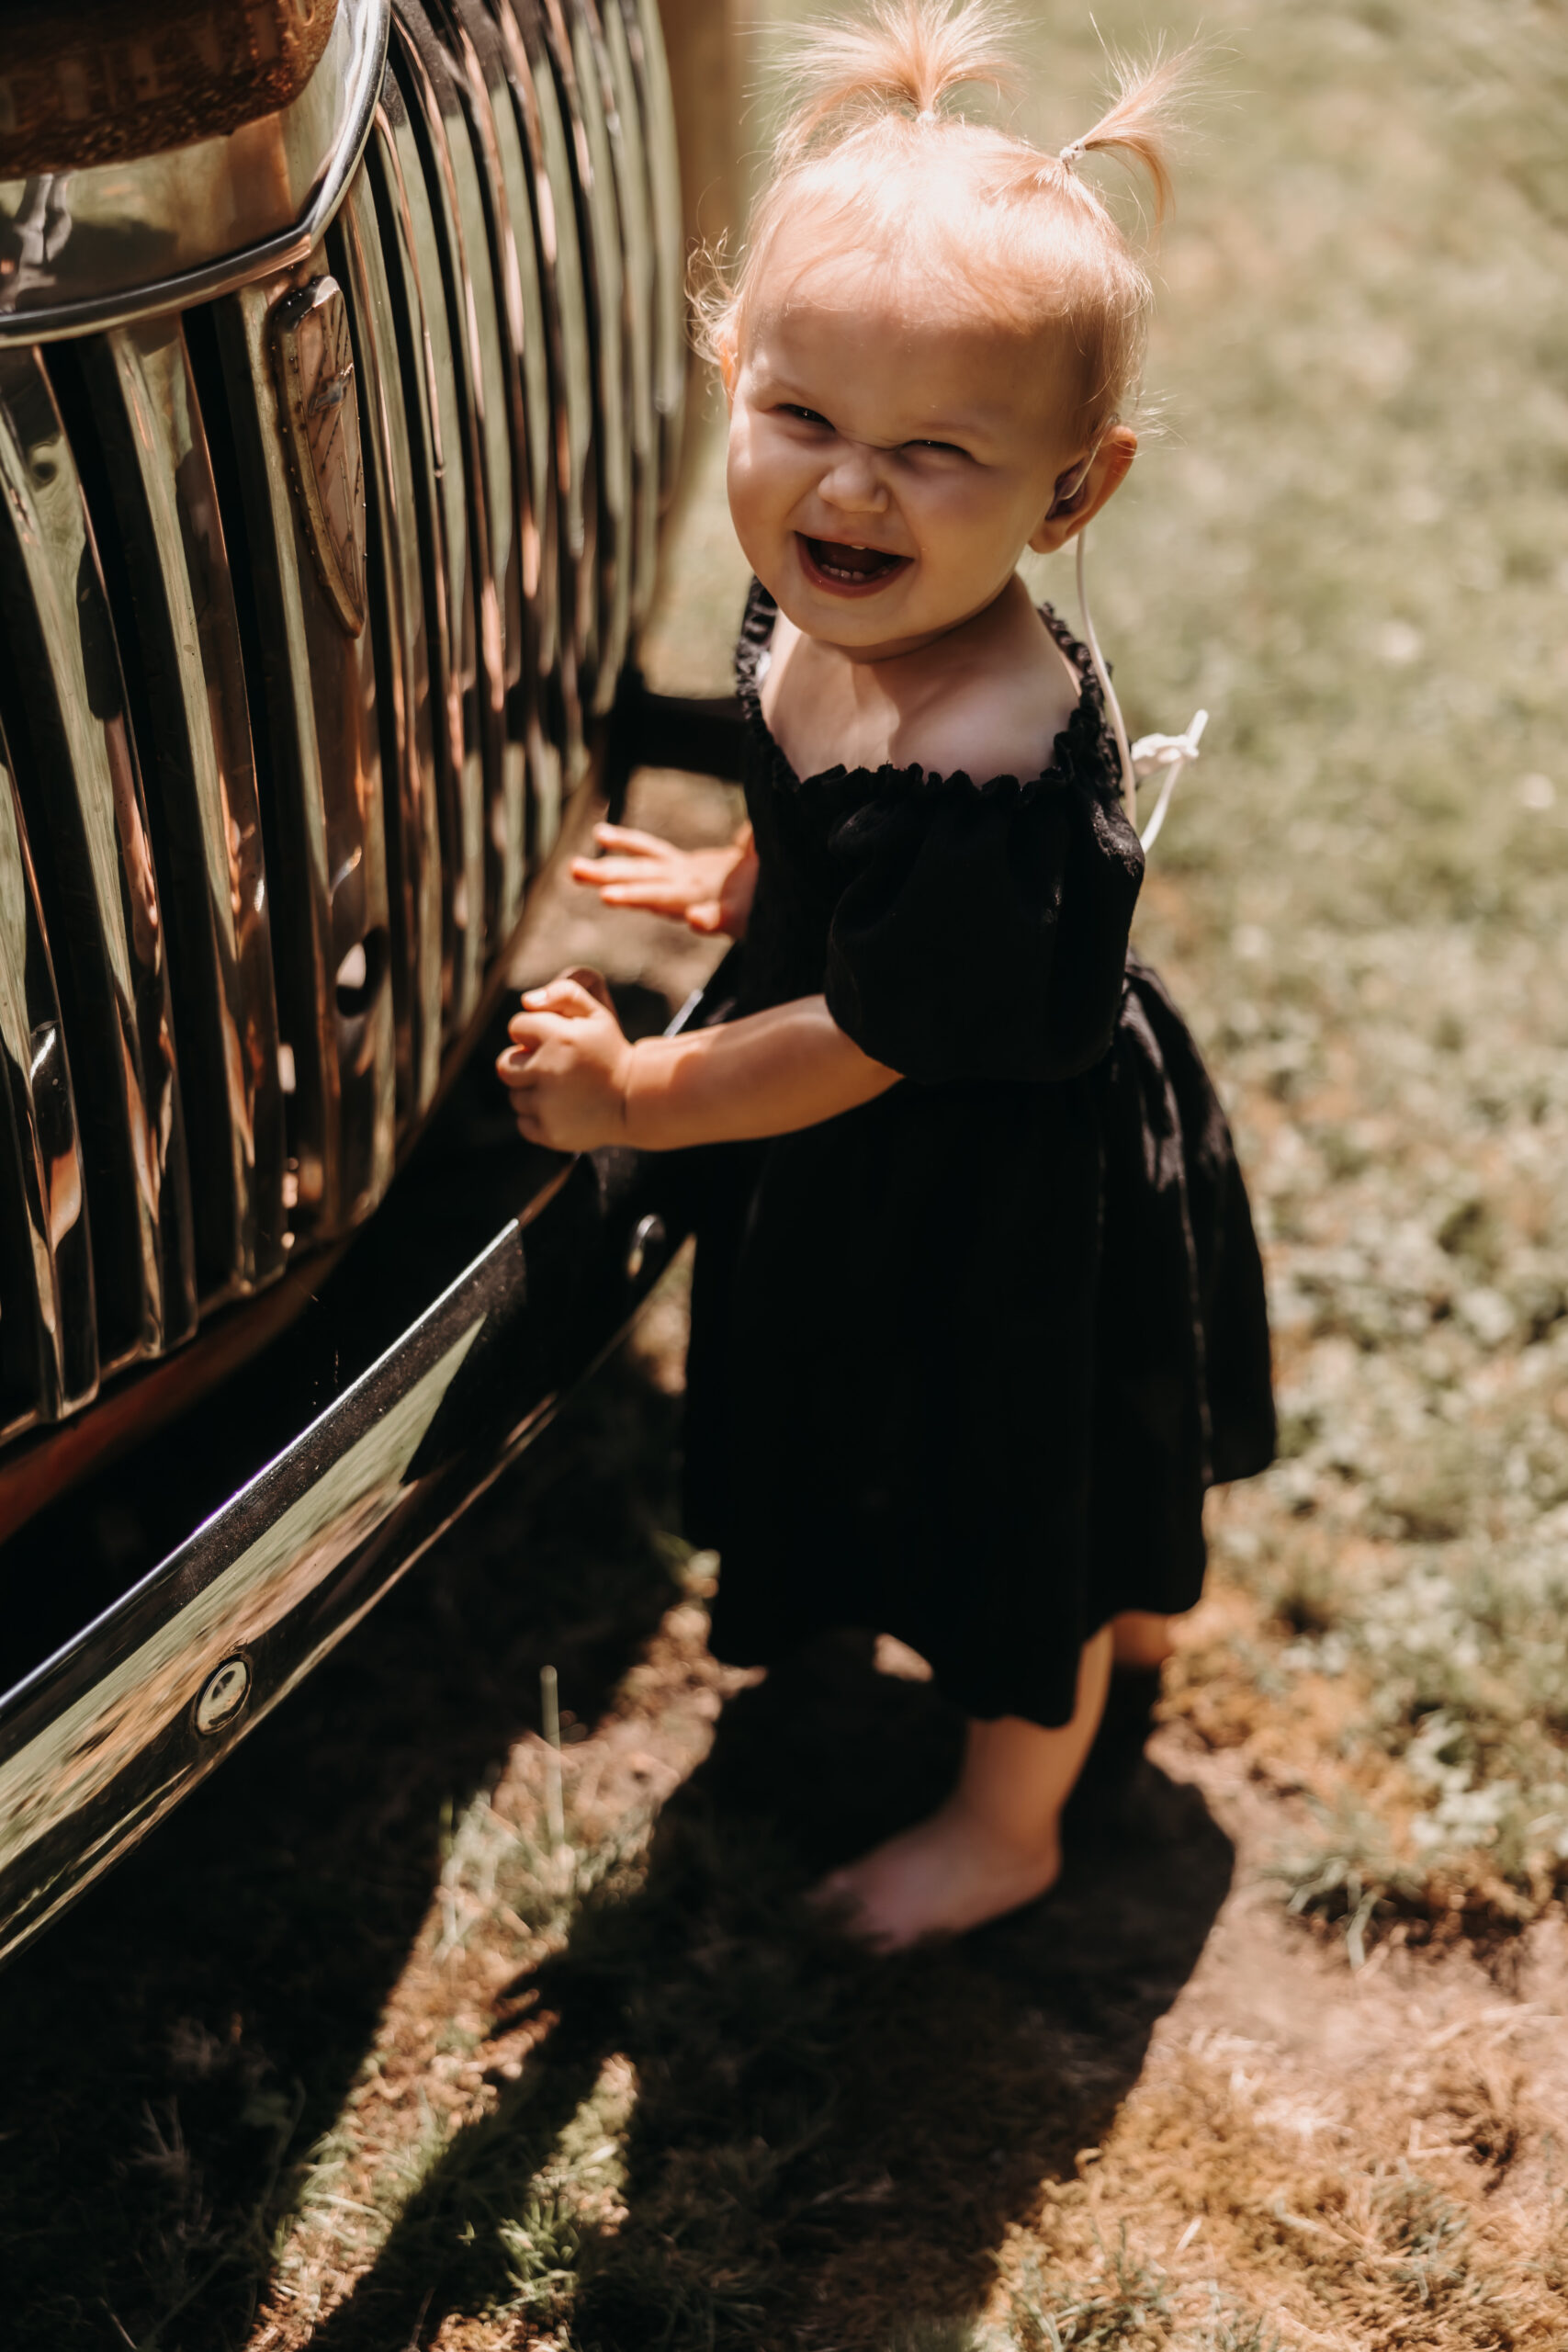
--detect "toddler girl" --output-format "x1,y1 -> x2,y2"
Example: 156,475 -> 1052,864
498,0 -> 1275,1950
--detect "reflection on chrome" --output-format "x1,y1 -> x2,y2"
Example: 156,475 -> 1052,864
0,721 -> 96,1427
0,345 -> 197,1368
621,0 -> 686,508
394,8 -> 520,967
0,1295 -> 491,1951
448,0 -> 559,908
494,0 -> 595,801
84,316 -> 288,1301
214,272 -> 396,1236
0,0 -> 390,345
381,45 -> 491,1029
335,169 -> 446,1119
542,0 -> 632,718
598,0 -> 660,635
0,0 -> 688,1424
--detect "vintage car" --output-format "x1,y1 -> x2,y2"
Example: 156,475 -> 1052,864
0,0 -> 743,1966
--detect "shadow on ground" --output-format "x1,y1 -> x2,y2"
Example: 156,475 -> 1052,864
0,1351 -> 688,2352
2,1336 -> 1231,2352
299,1641 -> 1233,2351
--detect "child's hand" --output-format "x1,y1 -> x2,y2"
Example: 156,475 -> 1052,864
495,967 -> 633,1152
570,822 -> 758,937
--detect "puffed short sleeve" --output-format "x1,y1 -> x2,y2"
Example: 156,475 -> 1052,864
822,775 -> 1144,1083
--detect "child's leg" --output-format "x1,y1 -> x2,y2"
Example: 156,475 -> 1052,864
815,1625 -> 1114,1951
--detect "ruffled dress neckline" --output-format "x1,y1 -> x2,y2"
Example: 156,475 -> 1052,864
733,575 -> 1122,806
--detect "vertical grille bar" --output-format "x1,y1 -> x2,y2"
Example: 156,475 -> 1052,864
332,165 -> 446,1125
389,17 -> 499,1025
211,269 -> 397,1237
366,78 -> 483,1034
74,318 -> 288,1304
394,5 -> 518,967
539,0 -> 631,718
594,0 -> 659,639
446,0 -> 564,895
0,708 -> 96,1430
618,0 -> 685,512
491,0 -> 594,808
0,345 -> 197,1369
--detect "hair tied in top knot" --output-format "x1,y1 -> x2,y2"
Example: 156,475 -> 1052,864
773,0 -> 1021,161
696,3 -> 1207,442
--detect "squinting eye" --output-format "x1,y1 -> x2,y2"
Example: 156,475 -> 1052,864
778,404 -> 830,428
905,440 -> 969,458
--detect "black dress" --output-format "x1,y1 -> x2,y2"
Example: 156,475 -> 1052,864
679,582 -> 1275,1729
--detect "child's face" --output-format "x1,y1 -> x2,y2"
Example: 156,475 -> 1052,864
726,222 -> 1122,660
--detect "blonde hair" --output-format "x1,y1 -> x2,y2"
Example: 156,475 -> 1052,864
701,1 -> 1200,441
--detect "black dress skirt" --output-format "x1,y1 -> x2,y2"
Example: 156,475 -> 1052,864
678,582 -> 1275,1729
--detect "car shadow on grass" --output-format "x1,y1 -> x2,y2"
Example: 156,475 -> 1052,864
299,1640 -> 1233,2351
0,1350 -> 691,2352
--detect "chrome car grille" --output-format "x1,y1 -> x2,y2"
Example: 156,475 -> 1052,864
0,0 -> 684,1450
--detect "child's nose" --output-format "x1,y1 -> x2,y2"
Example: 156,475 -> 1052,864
818,445 -> 889,512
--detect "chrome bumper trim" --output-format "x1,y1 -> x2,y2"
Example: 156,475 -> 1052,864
0,1148 -> 678,1969
0,1 -> 392,346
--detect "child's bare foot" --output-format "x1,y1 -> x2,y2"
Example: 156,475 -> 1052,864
814,1626 -> 1115,1952
814,1799 -> 1062,1951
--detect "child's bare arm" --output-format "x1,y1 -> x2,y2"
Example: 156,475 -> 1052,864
496,973 -> 897,1153
570,822 -> 759,938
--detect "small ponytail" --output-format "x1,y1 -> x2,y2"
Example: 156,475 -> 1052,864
1051,43 -> 1204,224
773,0 -> 1019,163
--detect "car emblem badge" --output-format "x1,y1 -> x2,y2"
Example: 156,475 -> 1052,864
272,275 -> 367,638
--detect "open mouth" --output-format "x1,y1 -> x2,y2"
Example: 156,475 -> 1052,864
798,535 -> 910,593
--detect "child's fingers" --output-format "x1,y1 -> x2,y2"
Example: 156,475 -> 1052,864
517,975 -> 600,1020
570,854 -> 660,888
501,1010 -> 570,1055
574,859 -> 679,892
556,965 -> 615,1010
592,822 -> 670,856
598,880 -> 694,912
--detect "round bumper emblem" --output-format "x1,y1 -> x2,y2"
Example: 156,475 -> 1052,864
195,1656 -> 252,1736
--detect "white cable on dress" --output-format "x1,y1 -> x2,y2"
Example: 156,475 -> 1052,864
1075,527 -> 1206,854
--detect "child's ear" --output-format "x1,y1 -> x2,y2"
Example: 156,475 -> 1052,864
1028,426 -> 1137,554
718,333 -> 739,405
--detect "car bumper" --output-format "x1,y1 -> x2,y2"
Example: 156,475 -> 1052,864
0,1137 -> 681,1968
